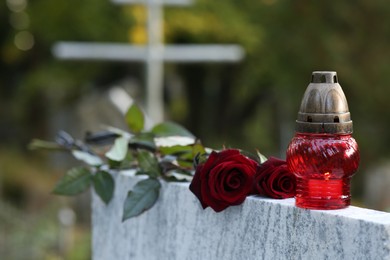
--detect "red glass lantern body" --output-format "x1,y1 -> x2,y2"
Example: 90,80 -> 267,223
287,71 -> 360,209
287,133 -> 359,209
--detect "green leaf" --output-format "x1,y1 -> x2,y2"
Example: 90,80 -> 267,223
125,103 -> 144,133
105,136 -> 128,162
240,150 -> 262,164
192,140 -> 206,158
137,150 -> 161,178
119,152 -> 136,169
103,125 -> 132,139
72,150 -> 103,166
177,159 -> 194,169
257,150 -> 268,164
93,171 -> 115,204
53,167 -> 92,195
122,178 -> 161,221
129,133 -> 156,151
151,122 -> 194,138
135,170 -> 149,176
108,159 -> 121,169
159,145 -> 192,156
194,152 -> 209,168
28,139 -> 66,151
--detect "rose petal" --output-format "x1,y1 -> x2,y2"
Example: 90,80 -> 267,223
226,171 -> 241,190
189,164 -> 209,209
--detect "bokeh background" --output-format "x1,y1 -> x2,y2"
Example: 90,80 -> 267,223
2,0 -> 390,259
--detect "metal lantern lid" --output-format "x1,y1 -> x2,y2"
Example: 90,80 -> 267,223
295,71 -> 353,134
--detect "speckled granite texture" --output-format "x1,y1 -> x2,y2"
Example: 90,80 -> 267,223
92,172 -> 390,260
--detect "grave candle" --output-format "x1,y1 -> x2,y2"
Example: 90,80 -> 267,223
286,71 -> 360,209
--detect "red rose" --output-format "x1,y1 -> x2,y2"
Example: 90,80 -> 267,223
189,149 -> 258,212
253,157 -> 296,199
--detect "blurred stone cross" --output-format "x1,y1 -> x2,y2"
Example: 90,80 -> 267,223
53,0 -> 244,123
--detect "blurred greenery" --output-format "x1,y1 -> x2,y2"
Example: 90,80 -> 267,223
2,0 -> 390,258
0,150 -> 90,259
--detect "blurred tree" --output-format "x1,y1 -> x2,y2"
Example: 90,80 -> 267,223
1,0 -> 133,146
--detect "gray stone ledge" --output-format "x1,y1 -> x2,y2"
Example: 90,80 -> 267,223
92,172 -> 390,260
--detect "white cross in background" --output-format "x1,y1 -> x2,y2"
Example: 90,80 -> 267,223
53,0 -> 245,123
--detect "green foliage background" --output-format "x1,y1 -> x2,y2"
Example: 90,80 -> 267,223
2,0 -> 390,258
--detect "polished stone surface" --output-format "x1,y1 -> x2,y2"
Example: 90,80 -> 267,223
92,172 -> 390,260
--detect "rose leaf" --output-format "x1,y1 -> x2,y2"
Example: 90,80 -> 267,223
151,122 -> 194,138
122,178 -> 161,221
125,103 -> 144,133
137,150 -> 161,178
129,132 -> 156,151
105,136 -> 129,162
93,171 -> 115,204
193,152 -> 209,168
159,145 -> 192,156
72,150 -> 103,166
192,140 -> 206,158
28,139 -> 67,151
53,167 -> 92,195
256,150 -> 268,164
